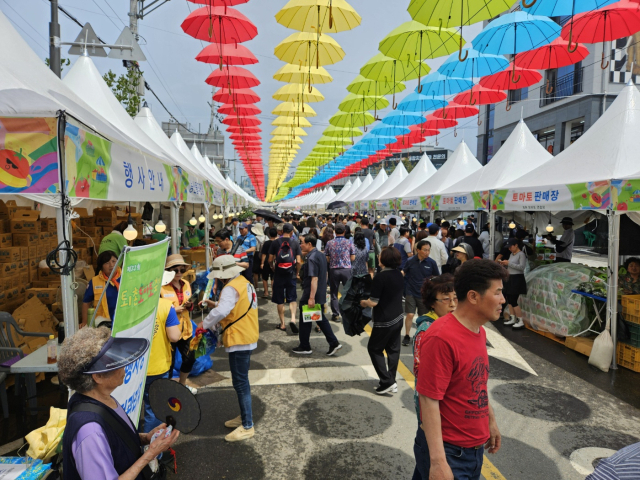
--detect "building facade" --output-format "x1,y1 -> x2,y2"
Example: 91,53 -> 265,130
161,120 -> 225,167
477,16 -> 632,164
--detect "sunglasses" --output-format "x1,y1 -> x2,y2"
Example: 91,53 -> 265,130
169,268 -> 187,274
435,297 -> 458,304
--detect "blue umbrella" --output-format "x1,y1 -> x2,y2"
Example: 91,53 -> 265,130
473,12 -> 561,83
415,72 -> 474,98
369,124 -> 410,136
381,110 -> 426,127
397,92 -> 448,113
437,47 -> 509,80
522,0 -> 618,17
473,12 -> 561,56
361,135 -> 396,144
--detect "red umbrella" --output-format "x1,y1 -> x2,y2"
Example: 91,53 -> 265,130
213,87 -> 260,104
422,115 -> 458,130
225,125 -> 261,134
218,104 -> 261,115
453,86 -> 506,107
229,133 -> 260,141
196,42 -> 258,68
222,115 -> 261,126
181,6 -> 257,44
562,0 -> 640,70
206,66 -> 260,90
187,0 -> 249,7
515,37 -> 588,71
479,67 -> 542,91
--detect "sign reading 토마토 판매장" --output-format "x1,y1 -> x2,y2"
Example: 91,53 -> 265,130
111,239 -> 170,426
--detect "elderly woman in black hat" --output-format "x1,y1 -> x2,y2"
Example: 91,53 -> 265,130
59,327 -> 179,480
546,217 -> 575,263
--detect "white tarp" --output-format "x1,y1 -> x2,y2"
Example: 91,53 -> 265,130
397,154 -> 438,210
336,177 -> 362,202
343,174 -> 373,203
365,162 -> 409,203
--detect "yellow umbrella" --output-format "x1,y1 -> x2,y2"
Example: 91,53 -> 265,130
273,63 -> 333,84
270,136 -> 304,144
272,102 -> 316,117
273,83 -> 325,103
276,0 -> 361,33
272,116 -> 312,127
271,126 -> 308,136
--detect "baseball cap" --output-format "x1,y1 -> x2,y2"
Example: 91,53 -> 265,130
83,337 -> 150,375
239,222 -> 249,229
283,223 -> 294,233
464,224 -> 475,233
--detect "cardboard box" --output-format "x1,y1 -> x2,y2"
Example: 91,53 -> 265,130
12,296 -> 58,350
81,226 -> 103,236
19,246 -> 28,260
26,287 -> 57,305
73,237 -> 96,249
37,244 -> 50,257
30,281 -> 49,288
0,262 -> 17,275
94,207 -> 119,227
5,287 -> 20,302
82,265 -> 95,281
19,272 -> 29,285
12,232 -> 39,246
38,266 -> 55,280
0,232 -> 12,247
565,337 -> 594,357
17,260 -> 28,273
79,216 -> 95,227
28,245 -> 37,258
190,250 -> 207,265
10,210 -> 40,234
40,218 -> 57,232
39,232 -> 50,241
29,267 -> 38,282
0,247 -> 21,263
27,258 -> 38,269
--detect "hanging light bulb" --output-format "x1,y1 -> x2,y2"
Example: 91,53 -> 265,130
198,207 -> 206,223
546,212 -> 554,233
123,202 -> 137,241
458,219 -> 464,226
377,215 -> 380,219
509,219 -> 516,229
155,207 -> 166,233
189,205 -> 197,226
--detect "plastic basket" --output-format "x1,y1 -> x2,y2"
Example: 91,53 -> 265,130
621,294 -> 640,316
623,312 -> 640,325
616,342 -> 640,372
623,321 -> 640,348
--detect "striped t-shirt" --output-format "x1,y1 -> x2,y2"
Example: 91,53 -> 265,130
587,442 -> 640,480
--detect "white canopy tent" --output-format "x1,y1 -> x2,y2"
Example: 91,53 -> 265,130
331,180 -> 352,203
342,173 -> 373,202
334,177 -> 362,202
357,169 -> 389,201
364,162 -> 409,203
395,153 -> 438,198
316,187 -> 337,208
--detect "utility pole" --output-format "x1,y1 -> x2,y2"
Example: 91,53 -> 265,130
129,0 -> 139,39
49,0 -> 61,77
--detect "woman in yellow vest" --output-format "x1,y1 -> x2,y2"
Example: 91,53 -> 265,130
160,254 -> 197,394
81,250 -> 121,328
142,270 -> 182,433
199,255 -> 258,443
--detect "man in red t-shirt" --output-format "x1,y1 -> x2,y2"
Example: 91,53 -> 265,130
413,259 -> 507,480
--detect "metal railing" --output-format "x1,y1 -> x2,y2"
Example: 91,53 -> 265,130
539,67 -> 584,107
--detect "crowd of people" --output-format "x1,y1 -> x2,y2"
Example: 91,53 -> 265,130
59,208 -> 608,480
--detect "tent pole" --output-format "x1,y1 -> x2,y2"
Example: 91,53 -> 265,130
429,210 -> 435,223
489,208 -> 496,261
171,201 -> 179,255
607,210 -> 620,370
56,205 -> 77,338
204,203 -> 211,272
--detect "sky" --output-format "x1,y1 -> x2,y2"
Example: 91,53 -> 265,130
3,0 -> 482,192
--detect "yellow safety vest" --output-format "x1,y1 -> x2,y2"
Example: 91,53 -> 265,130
147,298 -> 175,376
219,276 -> 259,348
160,280 -> 193,340
91,268 -> 121,321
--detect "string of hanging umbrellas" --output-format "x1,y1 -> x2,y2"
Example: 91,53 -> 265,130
265,0 -> 362,202
181,0 -> 266,201
281,0 -> 640,201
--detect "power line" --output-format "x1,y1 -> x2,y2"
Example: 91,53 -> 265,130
91,0 -> 121,31
3,8 -> 48,54
101,0 -> 126,26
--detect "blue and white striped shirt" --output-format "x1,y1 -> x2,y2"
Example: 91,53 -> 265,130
587,442 -> 640,480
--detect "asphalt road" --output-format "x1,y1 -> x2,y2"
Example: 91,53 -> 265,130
173,289 -> 640,480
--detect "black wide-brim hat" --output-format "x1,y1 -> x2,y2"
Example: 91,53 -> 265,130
83,337 -> 149,375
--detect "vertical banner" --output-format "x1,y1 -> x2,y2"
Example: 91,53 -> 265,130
111,239 -> 170,426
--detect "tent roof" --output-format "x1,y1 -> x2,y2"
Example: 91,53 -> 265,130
63,56 -> 176,168
441,119 -> 553,195
335,177 -> 362,201
190,144 -> 227,190
363,162 -> 409,201
404,141 -> 482,198
316,187 -> 336,205
343,173 -> 373,202
505,80 -> 640,189
358,169 -> 389,200
395,153 -> 437,197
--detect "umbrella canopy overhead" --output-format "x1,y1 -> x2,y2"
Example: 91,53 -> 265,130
213,87 -> 260,104
275,0 -> 362,33
363,162 -> 409,201
273,83 -> 325,103
522,0 -> 618,17
437,47 -> 510,79
379,21 -> 464,61
397,92 -> 448,113
440,119 -> 553,196
275,31 -> 345,66
329,111 -> 376,128
181,6 -> 257,43
273,63 -> 333,84
272,116 -> 313,127
403,141 -> 482,199
415,72 -> 474,98
479,67 -> 542,90
195,42 -> 258,67
453,86 -> 507,106
339,93 -> 389,113
408,0 -> 517,28
272,102 -> 317,117
205,66 -> 260,89
515,37 -> 588,70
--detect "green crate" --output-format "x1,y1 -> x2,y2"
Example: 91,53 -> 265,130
623,320 -> 640,348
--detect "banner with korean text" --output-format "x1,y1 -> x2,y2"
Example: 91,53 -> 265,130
493,181 -> 611,211
433,191 -> 490,211
111,239 -> 170,426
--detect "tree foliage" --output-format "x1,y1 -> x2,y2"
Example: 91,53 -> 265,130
45,57 -> 71,73
103,66 -> 144,118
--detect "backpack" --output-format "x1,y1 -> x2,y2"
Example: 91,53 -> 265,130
275,239 -> 296,273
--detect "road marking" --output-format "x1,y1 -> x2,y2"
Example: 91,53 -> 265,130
484,324 -> 538,376
363,324 -> 508,480
570,447 -> 616,475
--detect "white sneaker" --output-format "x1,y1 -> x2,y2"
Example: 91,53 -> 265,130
504,315 -> 517,326
512,319 -> 525,329
373,383 -> 398,393
185,385 -> 198,395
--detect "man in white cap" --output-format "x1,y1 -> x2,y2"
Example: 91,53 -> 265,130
199,255 -> 259,442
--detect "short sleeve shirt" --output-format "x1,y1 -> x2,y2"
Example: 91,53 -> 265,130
396,236 -> 412,254
416,313 -> 490,448
362,228 -> 375,252
269,237 -> 302,275
240,233 -> 257,257
300,248 -> 328,305
325,237 -> 356,269
403,255 -> 439,298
